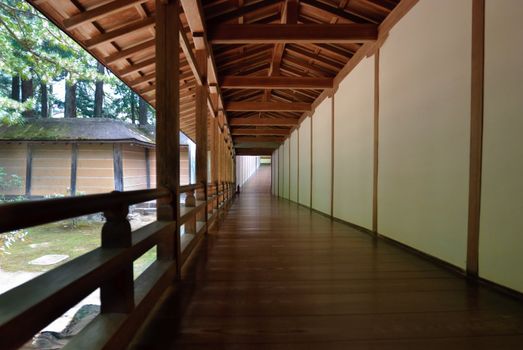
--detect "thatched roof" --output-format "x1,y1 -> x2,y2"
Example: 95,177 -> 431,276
0,118 -> 155,146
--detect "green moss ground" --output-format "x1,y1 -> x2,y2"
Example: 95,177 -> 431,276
0,220 -> 156,277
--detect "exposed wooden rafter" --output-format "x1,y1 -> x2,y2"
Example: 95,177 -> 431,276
225,101 -> 311,112
221,76 -> 333,89
208,24 -> 378,44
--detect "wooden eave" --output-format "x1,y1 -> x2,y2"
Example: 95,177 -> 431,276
28,0 -> 411,149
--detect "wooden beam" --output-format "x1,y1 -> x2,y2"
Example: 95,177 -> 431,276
235,148 -> 275,156
208,24 -> 378,44
231,128 -> 290,136
221,76 -> 333,89
64,0 -> 149,30
234,136 -> 285,143
230,117 -> 299,126
179,28 -> 203,86
225,101 -> 311,112
85,17 -> 155,49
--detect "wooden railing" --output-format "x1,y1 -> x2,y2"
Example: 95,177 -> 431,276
0,183 -> 235,349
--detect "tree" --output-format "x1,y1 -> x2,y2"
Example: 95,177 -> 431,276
138,97 -> 148,126
64,79 -> 76,118
94,62 -> 104,118
11,75 -> 19,101
40,82 -> 48,118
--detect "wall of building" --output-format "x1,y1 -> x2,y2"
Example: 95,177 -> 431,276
378,0 -> 471,269
0,143 -> 26,196
31,144 -> 72,196
236,155 -> 260,188
272,0 -> 523,293
479,0 -> 523,292
311,97 -> 332,215
289,130 -> 298,202
123,144 -> 148,191
333,56 -> 374,230
282,139 -> 290,199
298,117 -> 311,206
77,144 -> 114,194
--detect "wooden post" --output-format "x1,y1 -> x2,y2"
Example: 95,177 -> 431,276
195,48 -> 208,227
145,148 -> 151,189
467,0 -> 485,278
100,202 -> 134,313
113,144 -> 123,191
155,0 -> 180,273
25,144 -> 32,197
70,144 -> 78,196
372,50 -> 380,234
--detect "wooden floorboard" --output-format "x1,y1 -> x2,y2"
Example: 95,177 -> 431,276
130,169 -> 523,349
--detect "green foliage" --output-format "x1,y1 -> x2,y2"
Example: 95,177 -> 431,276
0,166 -> 23,198
0,1 -> 155,125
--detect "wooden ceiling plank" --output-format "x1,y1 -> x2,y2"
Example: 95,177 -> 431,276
229,117 -> 299,126
221,76 -> 333,89
231,128 -> 291,136
225,101 -> 311,112
119,57 -> 156,77
64,0 -> 149,30
105,39 -> 155,65
85,17 -> 155,50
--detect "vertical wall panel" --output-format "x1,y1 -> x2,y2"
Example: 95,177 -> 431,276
0,143 -> 26,195
333,56 -> 374,229
479,0 -> 523,292
289,130 -> 298,202
379,0 -> 471,268
122,145 -> 148,191
298,117 -> 311,206
283,139 -> 290,199
31,144 -> 72,196
77,144 -> 114,194
311,97 -> 333,214
272,151 -> 277,195
278,145 -> 284,196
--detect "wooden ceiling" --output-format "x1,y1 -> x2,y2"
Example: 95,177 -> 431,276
28,0 -> 403,152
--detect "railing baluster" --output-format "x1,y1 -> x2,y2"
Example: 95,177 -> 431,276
100,201 -> 134,313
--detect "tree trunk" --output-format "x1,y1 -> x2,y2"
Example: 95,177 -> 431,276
94,62 -> 104,118
130,95 -> 136,124
40,83 -> 48,118
21,78 -> 34,117
138,97 -> 148,126
65,81 -> 77,118
11,75 -> 20,101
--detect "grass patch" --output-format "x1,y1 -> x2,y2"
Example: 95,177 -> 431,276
0,219 -> 157,275
0,219 -> 102,272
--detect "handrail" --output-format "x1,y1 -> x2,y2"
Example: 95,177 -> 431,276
179,183 -> 204,193
0,188 -> 171,233
0,181 -> 236,349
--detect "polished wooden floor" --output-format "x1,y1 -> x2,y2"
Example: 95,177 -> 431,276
131,168 -> 523,349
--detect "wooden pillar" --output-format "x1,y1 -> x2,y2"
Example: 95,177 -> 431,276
25,144 -> 32,197
113,144 -> 123,191
372,50 -> 380,234
467,0 -> 485,278
70,144 -> 78,196
155,0 -> 180,270
195,48 -> 208,187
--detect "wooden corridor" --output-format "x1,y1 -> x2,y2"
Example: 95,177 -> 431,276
130,173 -> 523,349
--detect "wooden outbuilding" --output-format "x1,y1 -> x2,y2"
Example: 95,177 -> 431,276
0,118 -> 190,197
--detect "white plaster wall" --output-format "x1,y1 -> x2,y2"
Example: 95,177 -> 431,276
333,56 -> 374,229
311,97 -> 333,215
289,130 -> 299,202
272,151 -> 277,195
378,0 -> 471,268
278,144 -> 284,196
479,0 -> 523,293
298,117 -> 311,206
283,139 -> 290,199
